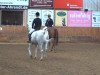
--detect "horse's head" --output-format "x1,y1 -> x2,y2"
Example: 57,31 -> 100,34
42,26 -> 49,36
42,26 -> 48,31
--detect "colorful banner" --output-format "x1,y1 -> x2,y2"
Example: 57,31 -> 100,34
42,10 -> 54,26
68,11 -> 92,27
55,10 -> 67,26
27,9 -> 42,30
30,0 -> 53,8
92,12 -> 100,27
54,0 -> 83,9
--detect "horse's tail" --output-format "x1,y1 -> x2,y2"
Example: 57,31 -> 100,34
55,28 -> 59,45
48,38 -> 54,42
46,38 -> 54,43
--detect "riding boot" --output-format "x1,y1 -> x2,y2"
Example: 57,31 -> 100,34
27,34 -> 31,43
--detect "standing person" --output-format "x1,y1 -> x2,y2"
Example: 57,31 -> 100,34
28,12 -> 42,43
45,14 -> 53,27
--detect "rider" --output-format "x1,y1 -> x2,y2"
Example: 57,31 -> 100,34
45,14 -> 54,39
28,12 -> 42,43
45,14 -> 53,27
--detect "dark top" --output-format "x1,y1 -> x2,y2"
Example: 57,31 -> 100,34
32,18 -> 42,30
45,18 -> 53,27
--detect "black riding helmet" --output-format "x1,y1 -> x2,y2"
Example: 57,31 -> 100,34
36,12 -> 40,16
48,14 -> 51,18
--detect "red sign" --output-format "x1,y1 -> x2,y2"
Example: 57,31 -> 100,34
30,0 -> 53,8
54,0 -> 83,9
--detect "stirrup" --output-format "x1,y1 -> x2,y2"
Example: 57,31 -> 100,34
27,40 -> 31,43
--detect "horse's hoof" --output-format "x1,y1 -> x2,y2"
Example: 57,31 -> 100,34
51,49 -> 53,51
34,57 -> 37,59
40,58 -> 43,61
30,55 -> 33,59
49,49 -> 52,52
54,51 -> 56,53
40,59 -> 43,61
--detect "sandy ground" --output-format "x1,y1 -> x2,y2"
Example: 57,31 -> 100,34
0,43 -> 100,75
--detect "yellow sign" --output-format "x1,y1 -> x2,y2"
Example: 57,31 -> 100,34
55,10 -> 67,26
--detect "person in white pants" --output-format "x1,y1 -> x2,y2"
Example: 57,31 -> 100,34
28,12 -> 42,43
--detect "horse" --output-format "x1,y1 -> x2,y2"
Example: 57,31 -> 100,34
48,27 -> 58,52
28,26 -> 52,60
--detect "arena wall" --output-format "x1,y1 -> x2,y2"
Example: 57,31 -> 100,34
56,27 -> 100,42
0,26 -> 28,43
0,26 -> 100,43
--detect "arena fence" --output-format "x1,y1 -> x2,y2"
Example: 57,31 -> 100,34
0,26 -> 100,43
56,27 -> 100,43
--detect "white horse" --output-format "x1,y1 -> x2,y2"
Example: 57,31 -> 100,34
28,26 -> 52,60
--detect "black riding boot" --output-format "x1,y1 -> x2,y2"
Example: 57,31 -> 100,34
27,34 -> 31,43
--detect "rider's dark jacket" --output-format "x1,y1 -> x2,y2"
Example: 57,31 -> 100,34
32,18 -> 42,30
45,18 -> 53,27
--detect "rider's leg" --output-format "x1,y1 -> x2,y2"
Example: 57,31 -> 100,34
28,34 -> 31,43
27,29 -> 35,43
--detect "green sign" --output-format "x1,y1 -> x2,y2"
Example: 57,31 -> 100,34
57,11 -> 66,16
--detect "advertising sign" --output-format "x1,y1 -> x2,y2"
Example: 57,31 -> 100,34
0,5 -> 28,9
68,11 -> 92,27
42,10 -> 54,26
0,0 -> 29,9
55,10 -> 67,26
30,0 -> 53,8
54,0 -> 83,9
0,0 -> 29,6
92,12 -> 100,27
27,9 -> 42,30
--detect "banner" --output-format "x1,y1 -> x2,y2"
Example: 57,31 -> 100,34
68,11 -> 92,27
92,12 -> 100,27
42,10 -> 54,26
27,9 -> 42,30
30,0 -> 53,8
0,0 -> 28,9
54,0 -> 83,9
0,0 -> 29,6
55,10 -> 67,26
0,5 -> 28,9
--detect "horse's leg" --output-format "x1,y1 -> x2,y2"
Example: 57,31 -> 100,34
51,44 -> 55,52
28,43 -> 33,58
51,39 -> 56,52
50,43 -> 53,51
48,38 -> 55,51
51,44 -> 54,51
50,39 -> 55,51
44,42 -> 48,58
34,45 -> 38,59
39,44 -> 44,61
53,43 -> 56,53
48,41 -> 51,51
54,39 -> 57,53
